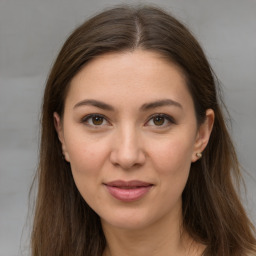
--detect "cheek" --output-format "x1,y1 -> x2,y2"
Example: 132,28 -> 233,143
66,134 -> 110,174
148,134 -> 195,197
141,136 -> 193,221
66,139 -> 110,205
149,135 -> 194,175
64,136 -> 111,199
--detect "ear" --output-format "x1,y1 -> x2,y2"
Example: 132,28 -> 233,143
53,112 -> 70,162
191,109 -> 214,162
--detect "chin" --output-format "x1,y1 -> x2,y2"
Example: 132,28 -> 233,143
99,206 -> 161,231
102,218 -> 152,231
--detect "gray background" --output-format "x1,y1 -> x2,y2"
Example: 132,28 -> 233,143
0,0 -> 255,255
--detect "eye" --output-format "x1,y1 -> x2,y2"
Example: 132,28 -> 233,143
146,114 -> 175,127
82,114 -> 109,127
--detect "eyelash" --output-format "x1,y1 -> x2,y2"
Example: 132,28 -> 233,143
81,113 -> 176,128
81,114 -> 110,127
146,114 -> 176,127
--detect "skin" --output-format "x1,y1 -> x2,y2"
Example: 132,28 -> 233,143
54,50 -> 214,256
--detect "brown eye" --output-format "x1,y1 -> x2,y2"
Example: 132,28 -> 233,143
153,116 -> 165,126
92,116 -> 104,125
82,114 -> 108,127
146,114 -> 175,128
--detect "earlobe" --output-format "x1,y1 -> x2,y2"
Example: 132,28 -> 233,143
192,109 -> 214,162
53,112 -> 70,162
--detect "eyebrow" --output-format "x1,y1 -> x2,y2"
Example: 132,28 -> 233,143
73,98 -> 182,111
140,99 -> 183,111
73,99 -> 114,111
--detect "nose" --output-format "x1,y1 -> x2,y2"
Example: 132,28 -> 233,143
110,125 -> 146,170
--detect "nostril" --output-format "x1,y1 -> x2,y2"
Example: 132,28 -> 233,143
109,149 -> 146,170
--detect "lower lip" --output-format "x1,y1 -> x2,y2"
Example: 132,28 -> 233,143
105,185 -> 152,202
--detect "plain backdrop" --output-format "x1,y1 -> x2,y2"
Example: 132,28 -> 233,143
0,0 -> 255,255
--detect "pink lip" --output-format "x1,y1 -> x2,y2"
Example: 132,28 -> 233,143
104,180 -> 153,202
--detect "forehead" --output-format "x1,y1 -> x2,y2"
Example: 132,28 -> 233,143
66,50 -> 193,110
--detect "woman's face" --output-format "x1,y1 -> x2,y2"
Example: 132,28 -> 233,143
55,50 -> 213,230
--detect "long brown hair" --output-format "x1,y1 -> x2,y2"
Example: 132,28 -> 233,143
31,5 -> 256,256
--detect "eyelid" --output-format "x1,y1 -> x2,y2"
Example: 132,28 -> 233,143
81,113 -> 111,127
145,113 -> 176,127
80,113 -> 176,128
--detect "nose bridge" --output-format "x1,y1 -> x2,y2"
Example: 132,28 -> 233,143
110,122 -> 145,169
120,123 -> 138,152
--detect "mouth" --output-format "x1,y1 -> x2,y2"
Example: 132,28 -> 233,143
104,180 -> 153,202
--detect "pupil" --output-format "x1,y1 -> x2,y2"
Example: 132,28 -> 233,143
92,116 -> 103,125
153,116 -> 164,126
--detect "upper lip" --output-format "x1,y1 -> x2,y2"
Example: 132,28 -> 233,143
104,180 -> 153,187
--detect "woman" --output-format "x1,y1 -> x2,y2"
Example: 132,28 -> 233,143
31,5 -> 256,256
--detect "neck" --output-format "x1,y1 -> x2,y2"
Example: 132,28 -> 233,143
101,206 -> 204,256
